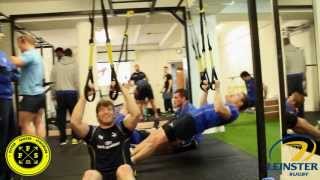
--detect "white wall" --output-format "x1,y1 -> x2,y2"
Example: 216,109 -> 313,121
134,49 -> 184,110
288,25 -> 320,111
0,22 -> 12,55
313,0 -> 320,112
215,20 -> 279,99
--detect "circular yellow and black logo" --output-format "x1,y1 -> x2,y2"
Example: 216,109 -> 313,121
5,135 -> 51,176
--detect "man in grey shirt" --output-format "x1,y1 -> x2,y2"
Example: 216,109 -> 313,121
283,37 -> 306,116
51,48 -> 80,145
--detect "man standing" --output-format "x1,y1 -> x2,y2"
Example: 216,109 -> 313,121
130,64 -> 159,127
10,35 -> 46,138
283,37 -> 306,117
240,71 -> 256,107
54,47 -> 64,62
51,48 -> 80,145
162,66 -> 173,114
0,51 -> 18,180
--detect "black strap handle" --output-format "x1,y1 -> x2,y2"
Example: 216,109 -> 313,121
200,70 -> 210,92
84,68 -> 96,102
109,64 -> 120,100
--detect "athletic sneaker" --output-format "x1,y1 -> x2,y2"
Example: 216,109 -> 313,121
153,119 -> 160,129
59,140 -> 68,146
71,138 -> 80,145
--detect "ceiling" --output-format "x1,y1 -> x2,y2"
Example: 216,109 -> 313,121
5,0 -> 315,48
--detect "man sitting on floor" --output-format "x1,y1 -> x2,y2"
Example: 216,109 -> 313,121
71,84 -> 140,180
131,80 -> 249,163
286,92 -> 320,141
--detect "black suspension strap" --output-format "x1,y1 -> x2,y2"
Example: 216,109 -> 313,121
186,0 -> 208,92
101,0 -> 120,100
199,0 -> 218,91
118,11 -> 133,63
84,0 -> 96,102
109,11 -> 133,99
202,4 -> 218,89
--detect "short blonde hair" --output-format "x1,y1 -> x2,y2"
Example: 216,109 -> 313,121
17,35 -> 36,46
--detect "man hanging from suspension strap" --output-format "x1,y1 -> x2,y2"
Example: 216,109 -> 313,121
71,1 -> 140,180
84,0 -> 97,102
198,0 -> 218,91
109,11 -> 133,100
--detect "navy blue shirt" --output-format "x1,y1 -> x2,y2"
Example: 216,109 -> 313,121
245,78 -> 256,106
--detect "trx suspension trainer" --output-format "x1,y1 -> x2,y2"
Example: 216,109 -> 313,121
199,0 -> 218,90
100,0 -> 120,100
84,0 -> 96,102
108,11 -> 134,99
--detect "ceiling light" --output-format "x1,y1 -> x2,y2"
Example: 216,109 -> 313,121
215,23 -> 223,31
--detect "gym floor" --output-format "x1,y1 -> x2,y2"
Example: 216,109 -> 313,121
23,137 -> 259,180
22,112 -> 285,180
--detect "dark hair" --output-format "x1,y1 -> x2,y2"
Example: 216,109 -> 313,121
174,89 -> 188,100
240,71 -> 251,78
55,47 -> 64,53
96,99 -> 114,114
239,93 -> 249,111
64,48 -> 73,57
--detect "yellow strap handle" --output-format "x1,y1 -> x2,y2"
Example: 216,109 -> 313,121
89,43 -> 95,67
197,60 -> 202,73
200,55 -> 206,72
106,43 -> 113,64
127,10 -> 134,17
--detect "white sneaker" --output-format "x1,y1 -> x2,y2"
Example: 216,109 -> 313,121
59,140 -> 68,146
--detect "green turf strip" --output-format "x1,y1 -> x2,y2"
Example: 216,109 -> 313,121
209,113 -> 281,162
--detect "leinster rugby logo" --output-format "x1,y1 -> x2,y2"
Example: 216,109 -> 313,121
5,135 -> 51,176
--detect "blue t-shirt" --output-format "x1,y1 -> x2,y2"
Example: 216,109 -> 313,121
175,102 -> 196,118
19,49 -> 44,95
115,113 -> 142,144
191,104 -> 240,134
0,51 -> 18,100
245,78 -> 256,106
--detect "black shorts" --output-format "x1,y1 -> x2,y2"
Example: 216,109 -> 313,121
101,171 -> 117,180
19,94 -> 45,113
162,114 -> 197,142
135,85 -> 154,101
286,112 -> 298,129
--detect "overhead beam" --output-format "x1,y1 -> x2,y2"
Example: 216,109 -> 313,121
150,0 -> 157,13
112,0 -> 152,3
107,0 -> 115,15
159,23 -> 178,47
10,7 -> 185,19
169,10 -> 184,25
176,0 -> 184,9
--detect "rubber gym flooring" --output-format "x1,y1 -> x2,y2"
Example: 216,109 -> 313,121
23,136 -> 260,180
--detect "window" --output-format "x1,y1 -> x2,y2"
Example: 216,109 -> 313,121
96,62 -> 132,86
